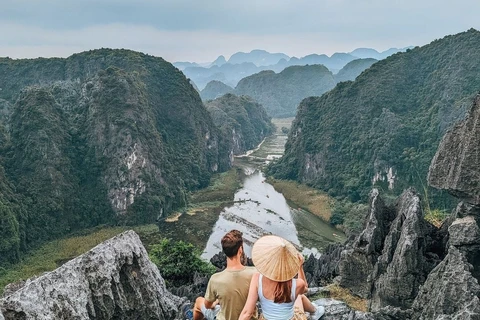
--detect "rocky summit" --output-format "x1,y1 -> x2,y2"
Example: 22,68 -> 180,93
304,93 -> 480,319
0,231 -> 183,319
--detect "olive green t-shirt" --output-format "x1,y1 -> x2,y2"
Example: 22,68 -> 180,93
205,266 -> 257,320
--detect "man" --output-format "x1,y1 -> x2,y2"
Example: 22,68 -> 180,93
194,230 -> 257,320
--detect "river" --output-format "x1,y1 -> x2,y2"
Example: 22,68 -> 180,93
201,118 -> 345,259
158,119 -> 345,259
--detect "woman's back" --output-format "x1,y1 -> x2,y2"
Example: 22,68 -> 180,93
257,275 -> 296,320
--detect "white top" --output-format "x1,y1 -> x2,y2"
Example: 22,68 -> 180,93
257,274 -> 296,320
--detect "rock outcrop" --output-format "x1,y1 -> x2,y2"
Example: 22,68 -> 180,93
332,188 -> 442,312
407,94 -> 480,318
339,189 -> 395,298
412,246 -> 480,319
369,189 -> 429,311
428,94 -> 480,205
303,243 -> 345,286
0,231 -> 183,319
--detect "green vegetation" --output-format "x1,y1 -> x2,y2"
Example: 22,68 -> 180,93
206,93 -> 275,154
149,238 -> 215,286
267,178 -> 333,222
334,58 -> 377,83
200,80 -> 234,100
330,200 -> 368,235
235,65 -> 337,117
424,208 -> 448,228
158,167 -> 242,248
189,167 -> 241,204
0,49 -> 232,265
268,29 -> 480,211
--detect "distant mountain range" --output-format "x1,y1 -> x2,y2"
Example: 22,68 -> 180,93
174,47 -> 411,89
200,58 -> 378,117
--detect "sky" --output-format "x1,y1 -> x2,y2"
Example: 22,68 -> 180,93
1,0 -> 479,63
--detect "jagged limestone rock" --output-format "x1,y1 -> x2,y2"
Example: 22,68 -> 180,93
428,94 -> 480,205
352,189 -> 395,256
312,298 -> 375,320
448,216 -> 480,247
412,246 -> 480,319
369,188 -> 427,311
371,306 -> 413,320
338,189 -> 395,298
0,231 -> 183,319
304,243 -> 345,286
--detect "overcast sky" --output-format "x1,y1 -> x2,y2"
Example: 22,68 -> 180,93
1,0 -> 479,63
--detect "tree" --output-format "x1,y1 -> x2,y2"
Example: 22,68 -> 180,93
149,238 -> 215,286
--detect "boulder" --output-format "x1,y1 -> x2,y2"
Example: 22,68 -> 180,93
428,94 -> 480,205
0,231 -> 183,319
412,246 -> 480,319
448,215 -> 480,247
369,188 -> 428,311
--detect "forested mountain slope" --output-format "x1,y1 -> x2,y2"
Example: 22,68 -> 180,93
335,58 -> 378,83
235,65 -> 337,118
205,94 -> 274,155
0,49 -> 232,264
268,29 -> 480,203
200,80 -> 234,100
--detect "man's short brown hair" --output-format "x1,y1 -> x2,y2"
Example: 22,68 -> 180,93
221,230 -> 243,258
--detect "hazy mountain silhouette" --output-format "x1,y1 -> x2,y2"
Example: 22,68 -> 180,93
177,48 -> 408,90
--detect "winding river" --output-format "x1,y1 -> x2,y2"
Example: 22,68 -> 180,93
201,119 -> 345,259
159,119 -> 345,259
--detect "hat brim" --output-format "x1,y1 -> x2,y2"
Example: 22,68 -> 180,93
252,235 -> 301,282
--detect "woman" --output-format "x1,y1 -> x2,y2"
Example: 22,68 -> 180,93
239,235 -> 325,320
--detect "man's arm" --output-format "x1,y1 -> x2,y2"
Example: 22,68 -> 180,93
204,278 -> 219,309
203,299 -> 218,309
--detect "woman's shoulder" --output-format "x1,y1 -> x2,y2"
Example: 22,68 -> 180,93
294,277 -> 306,289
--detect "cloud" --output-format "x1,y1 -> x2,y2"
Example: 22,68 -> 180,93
0,0 -> 479,62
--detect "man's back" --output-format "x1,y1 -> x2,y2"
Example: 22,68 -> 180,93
205,266 -> 257,320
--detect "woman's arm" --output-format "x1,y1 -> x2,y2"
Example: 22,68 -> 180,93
239,273 -> 260,320
297,253 -> 308,293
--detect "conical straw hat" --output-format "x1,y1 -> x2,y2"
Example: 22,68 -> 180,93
252,235 -> 301,282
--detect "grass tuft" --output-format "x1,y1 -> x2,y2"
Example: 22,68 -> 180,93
267,178 -> 333,222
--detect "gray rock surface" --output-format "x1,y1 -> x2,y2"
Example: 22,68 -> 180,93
338,189 -> 395,298
412,246 -> 480,319
369,188 -> 428,311
304,243 -> 345,286
448,215 -> 480,247
0,230 -> 183,319
428,94 -> 480,205
312,298 -> 375,320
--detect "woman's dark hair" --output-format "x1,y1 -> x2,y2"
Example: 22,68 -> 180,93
221,230 -> 243,258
